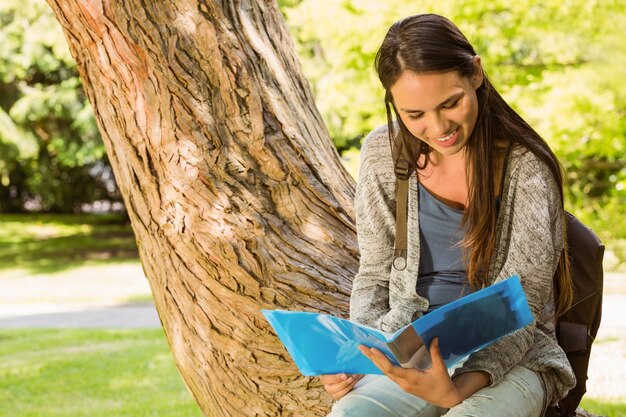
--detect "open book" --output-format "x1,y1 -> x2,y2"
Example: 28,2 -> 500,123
262,275 -> 532,376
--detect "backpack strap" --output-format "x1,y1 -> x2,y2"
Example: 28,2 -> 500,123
392,136 -> 414,271
393,160 -> 411,270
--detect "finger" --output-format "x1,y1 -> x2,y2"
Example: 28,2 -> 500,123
429,337 -> 446,372
368,347 -> 395,372
358,346 -> 391,372
324,377 -> 357,397
324,375 -> 356,394
329,378 -> 357,400
332,384 -> 352,401
360,346 -> 410,379
320,373 -> 348,384
352,374 -> 365,383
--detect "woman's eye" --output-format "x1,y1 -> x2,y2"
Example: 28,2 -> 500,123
442,99 -> 460,109
408,113 -> 423,121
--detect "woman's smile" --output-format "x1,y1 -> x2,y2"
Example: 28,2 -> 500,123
431,127 -> 460,147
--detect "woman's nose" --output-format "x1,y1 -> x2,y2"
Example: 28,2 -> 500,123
424,112 -> 450,139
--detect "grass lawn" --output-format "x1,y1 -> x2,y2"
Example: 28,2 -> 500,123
581,398 -> 626,417
1,213 -> 624,416
0,213 -> 138,274
0,329 -> 621,417
0,213 -> 148,305
0,328 -> 202,417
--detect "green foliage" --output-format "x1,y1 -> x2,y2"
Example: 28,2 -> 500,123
501,3 -> 626,259
0,0 -> 118,213
0,329 -> 202,417
281,1 -> 391,151
281,0 -> 626,264
2,0 -> 624,261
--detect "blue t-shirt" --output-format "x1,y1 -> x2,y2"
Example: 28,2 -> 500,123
417,183 -> 473,312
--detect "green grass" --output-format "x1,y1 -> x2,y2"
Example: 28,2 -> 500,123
0,329 -> 202,417
581,397 -> 626,417
1,214 -> 623,416
0,213 -> 138,274
0,329 -> 621,417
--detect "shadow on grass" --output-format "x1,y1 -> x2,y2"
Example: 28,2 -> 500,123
0,213 -> 139,275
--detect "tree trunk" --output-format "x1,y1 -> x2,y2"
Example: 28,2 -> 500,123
45,1 -> 357,416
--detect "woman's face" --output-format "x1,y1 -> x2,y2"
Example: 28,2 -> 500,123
390,62 -> 483,159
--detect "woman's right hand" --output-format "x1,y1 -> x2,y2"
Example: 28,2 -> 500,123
320,374 -> 364,401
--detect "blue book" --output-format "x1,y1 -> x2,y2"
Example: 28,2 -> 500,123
262,275 -> 533,376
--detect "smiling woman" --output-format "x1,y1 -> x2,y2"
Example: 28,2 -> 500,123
321,13 -> 576,417
390,69 -> 481,157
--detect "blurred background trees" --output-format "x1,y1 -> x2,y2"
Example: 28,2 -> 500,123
0,1 -> 121,213
281,0 -> 626,267
1,0 -> 624,265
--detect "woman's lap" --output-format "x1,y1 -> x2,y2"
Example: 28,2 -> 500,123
326,373 -> 444,417
327,365 -> 545,417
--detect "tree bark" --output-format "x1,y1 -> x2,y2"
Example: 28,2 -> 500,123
45,1 -> 358,416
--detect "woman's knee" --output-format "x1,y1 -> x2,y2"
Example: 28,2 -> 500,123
444,366 -> 545,417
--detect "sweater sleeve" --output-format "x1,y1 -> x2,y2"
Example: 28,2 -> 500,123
452,157 -> 564,386
349,129 -> 397,329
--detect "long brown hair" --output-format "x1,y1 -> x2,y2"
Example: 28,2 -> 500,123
375,14 -> 572,316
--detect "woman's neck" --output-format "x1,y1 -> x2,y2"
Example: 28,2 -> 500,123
418,151 -> 470,209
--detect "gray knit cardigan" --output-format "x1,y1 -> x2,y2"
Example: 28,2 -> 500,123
350,125 -> 576,407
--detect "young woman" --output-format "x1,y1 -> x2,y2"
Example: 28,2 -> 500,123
321,14 -> 575,417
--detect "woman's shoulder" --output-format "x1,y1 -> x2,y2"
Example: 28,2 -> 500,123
361,124 -> 394,160
506,144 -> 562,204
358,124 -> 396,177
355,125 -> 397,199
508,145 -> 554,180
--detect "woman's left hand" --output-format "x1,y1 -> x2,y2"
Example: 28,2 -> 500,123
358,338 -> 463,408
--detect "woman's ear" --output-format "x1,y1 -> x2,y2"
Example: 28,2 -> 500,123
471,55 -> 484,89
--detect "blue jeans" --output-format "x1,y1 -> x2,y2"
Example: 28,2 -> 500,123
327,365 -> 545,417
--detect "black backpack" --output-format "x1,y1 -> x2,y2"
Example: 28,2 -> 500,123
547,213 -> 604,417
390,134 -> 604,417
